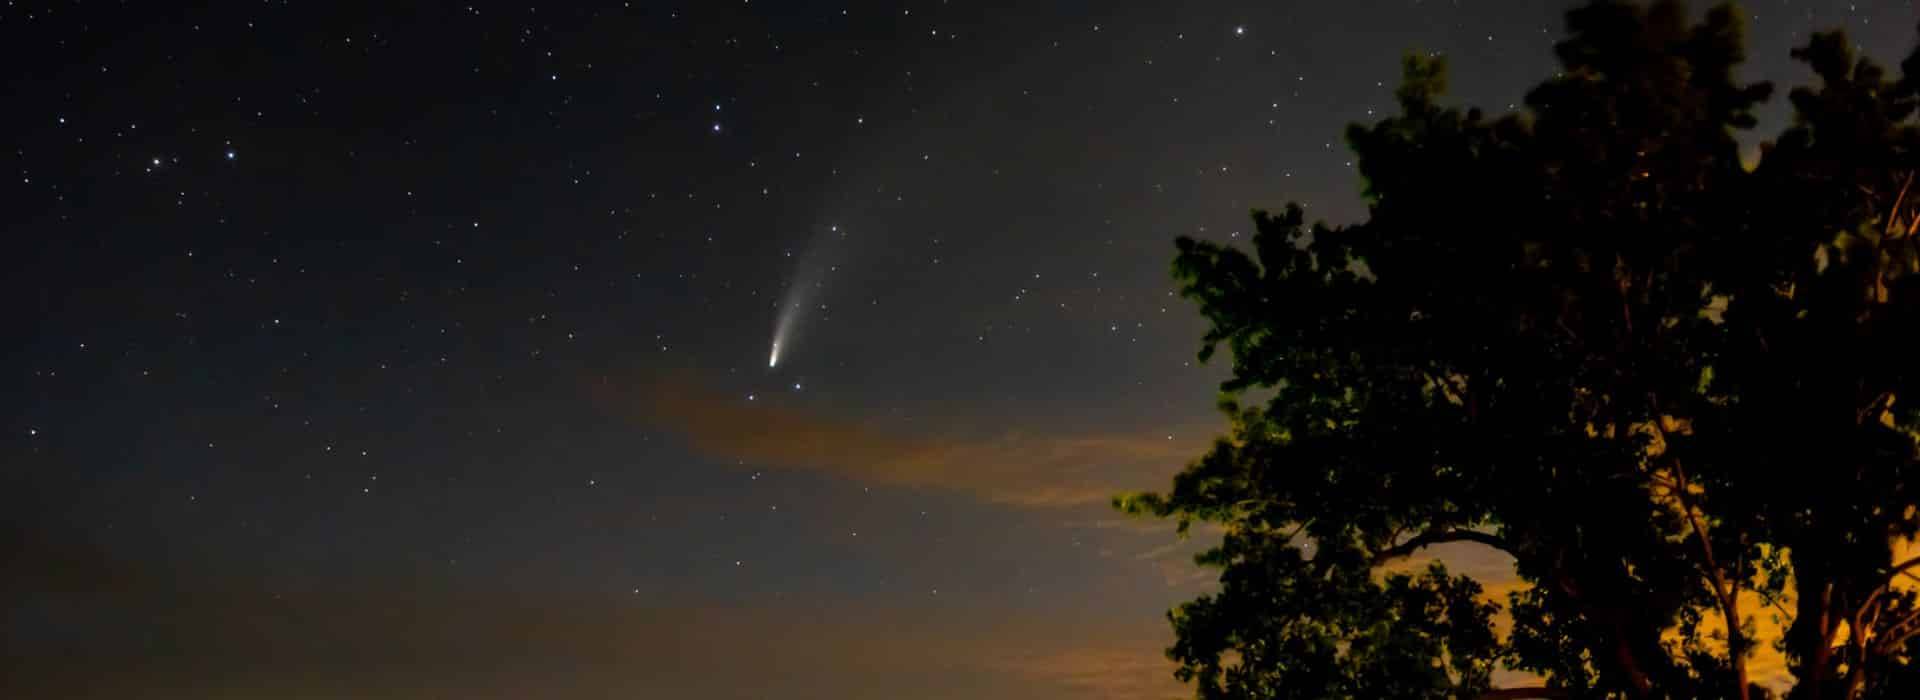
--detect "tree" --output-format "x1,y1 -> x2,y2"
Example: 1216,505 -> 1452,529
1118,2 -> 1920,698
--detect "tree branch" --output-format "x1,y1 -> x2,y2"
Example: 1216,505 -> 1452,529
1667,454 -> 1751,700
1883,555 -> 1920,590
1369,527 -> 1514,566
1873,173 -> 1915,304
1857,391 -> 1894,427
1480,687 -> 1571,700
1873,606 -> 1920,656
1821,583 -> 1843,655
1854,554 -> 1920,630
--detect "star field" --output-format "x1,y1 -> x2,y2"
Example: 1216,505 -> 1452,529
7,2 -> 1918,698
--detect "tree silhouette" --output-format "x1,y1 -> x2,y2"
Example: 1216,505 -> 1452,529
1120,2 -> 1920,698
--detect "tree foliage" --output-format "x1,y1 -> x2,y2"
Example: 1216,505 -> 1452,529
1121,2 -> 1920,698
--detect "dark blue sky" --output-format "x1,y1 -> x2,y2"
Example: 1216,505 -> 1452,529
8,1 -> 1917,697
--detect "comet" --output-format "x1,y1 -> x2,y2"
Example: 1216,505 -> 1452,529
767,223 -> 843,371
768,292 -> 799,369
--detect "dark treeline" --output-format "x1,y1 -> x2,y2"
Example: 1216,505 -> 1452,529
1125,2 -> 1920,698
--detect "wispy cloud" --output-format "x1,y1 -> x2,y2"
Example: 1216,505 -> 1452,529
602,373 -> 1209,507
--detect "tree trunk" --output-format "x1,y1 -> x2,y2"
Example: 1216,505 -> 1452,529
1790,571 -> 1836,700
1558,563 -> 1662,698
1843,614 -> 1872,700
1607,613 -> 1662,698
1725,594 -> 1751,700
1808,606 -> 1834,700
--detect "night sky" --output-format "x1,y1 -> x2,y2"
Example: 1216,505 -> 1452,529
7,2 -> 1919,698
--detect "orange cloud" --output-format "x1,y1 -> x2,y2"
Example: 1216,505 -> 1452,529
602,373 -> 1209,507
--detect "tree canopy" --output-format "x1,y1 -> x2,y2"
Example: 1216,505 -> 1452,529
1120,2 -> 1920,698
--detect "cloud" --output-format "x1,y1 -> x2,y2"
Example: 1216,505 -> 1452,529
602,373 -> 1208,507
